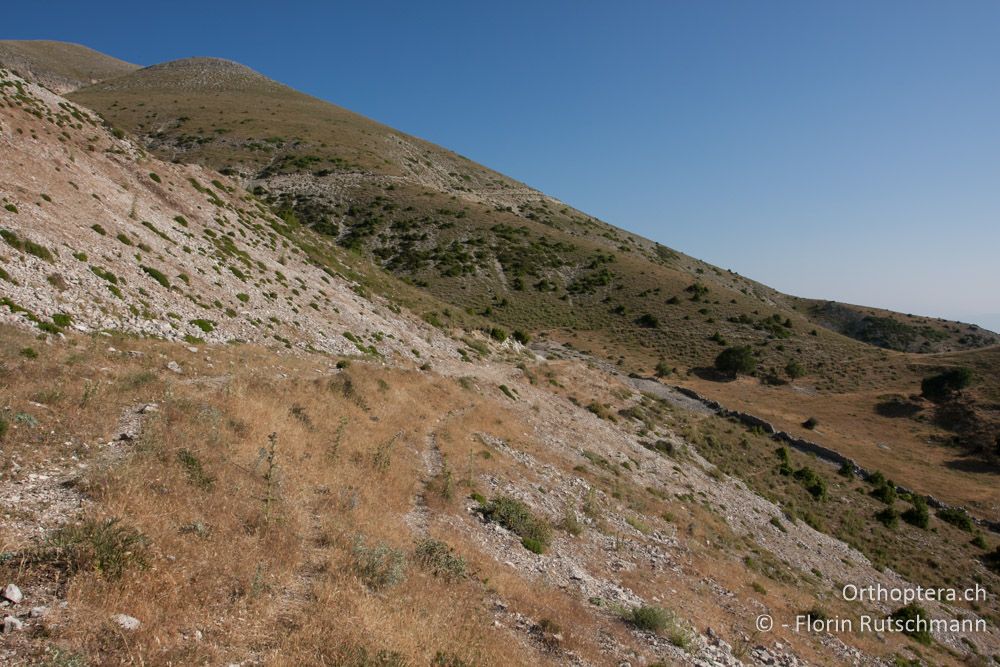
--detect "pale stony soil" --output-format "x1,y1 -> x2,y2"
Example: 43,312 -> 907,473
430,346 -> 1000,663
2,69 -> 998,666
0,68 -> 457,364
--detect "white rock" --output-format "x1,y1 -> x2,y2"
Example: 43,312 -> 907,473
29,606 -> 47,618
166,360 -> 183,374
113,613 -> 141,631
3,615 -> 23,633
2,584 -> 22,604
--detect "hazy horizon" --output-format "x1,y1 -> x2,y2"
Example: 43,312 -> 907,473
6,1 -> 998,332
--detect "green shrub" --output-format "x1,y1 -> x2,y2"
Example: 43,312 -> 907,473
236,292 -> 250,303
921,367 -> 972,401
715,346 -> 756,376
4,203 -> 18,213
984,547 -> 1000,573
173,215 -> 188,227
140,265 -> 170,288
479,495 -> 551,553
52,313 -> 72,327
793,466 -> 827,500
23,239 -> 54,262
876,506 -> 899,528
20,347 -> 38,359
802,417 -> 818,429
149,172 -> 161,183
937,507 -> 973,532
890,604 -> 932,645
870,478 -> 897,505
1,228 -> 53,261
627,605 -> 670,632
901,496 -> 929,529
37,321 -> 62,334
488,327 -> 508,342
512,329 -> 530,344
190,319 -> 215,333
89,265 -> 118,284
91,223 -> 107,235
785,360 -> 806,379
635,313 -> 659,328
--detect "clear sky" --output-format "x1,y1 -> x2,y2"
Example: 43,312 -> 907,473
6,1 -> 999,330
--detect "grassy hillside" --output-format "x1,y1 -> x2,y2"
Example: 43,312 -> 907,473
63,53 -> 1000,512
0,40 -> 137,93
792,298 -> 999,353
64,61 -> 902,378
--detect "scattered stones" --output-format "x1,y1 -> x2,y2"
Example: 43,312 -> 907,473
3,615 -> 23,633
166,360 -> 183,374
2,584 -> 22,604
113,613 -> 141,631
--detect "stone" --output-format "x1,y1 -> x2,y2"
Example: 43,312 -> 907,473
2,584 -> 22,604
29,606 -> 47,618
113,613 -> 141,631
3,615 -> 23,633
166,360 -> 183,374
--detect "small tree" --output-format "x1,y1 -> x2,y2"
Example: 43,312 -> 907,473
921,367 -> 972,402
902,495 -> 930,529
715,346 -> 756,377
785,360 -> 806,380
635,313 -> 659,329
654,360 -> 672,378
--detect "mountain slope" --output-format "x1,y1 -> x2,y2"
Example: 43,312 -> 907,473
61,51 -> 1000,513
0,40 -> 137,93
0,65 -> 454,361
2,47 -> 1000,667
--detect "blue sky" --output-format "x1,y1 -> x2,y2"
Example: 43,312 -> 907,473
6,1 -> 1000,330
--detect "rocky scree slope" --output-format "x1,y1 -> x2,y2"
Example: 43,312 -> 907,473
0,67 -> 454,362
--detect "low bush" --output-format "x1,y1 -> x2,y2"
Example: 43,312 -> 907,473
901,496 -> 929,529
42,517 -> 148,579
937,507 -> 973,532
890,604 -> 932,645
875,506 -> 899,528
479,495 -> 551,553
793,466 -> 827,500
352,536 -> 406,590
140,265 -> 171,288
627,604 -> 670,632
413,538 -> 466,580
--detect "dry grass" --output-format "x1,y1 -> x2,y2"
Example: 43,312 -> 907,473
0,327 -> 543,664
